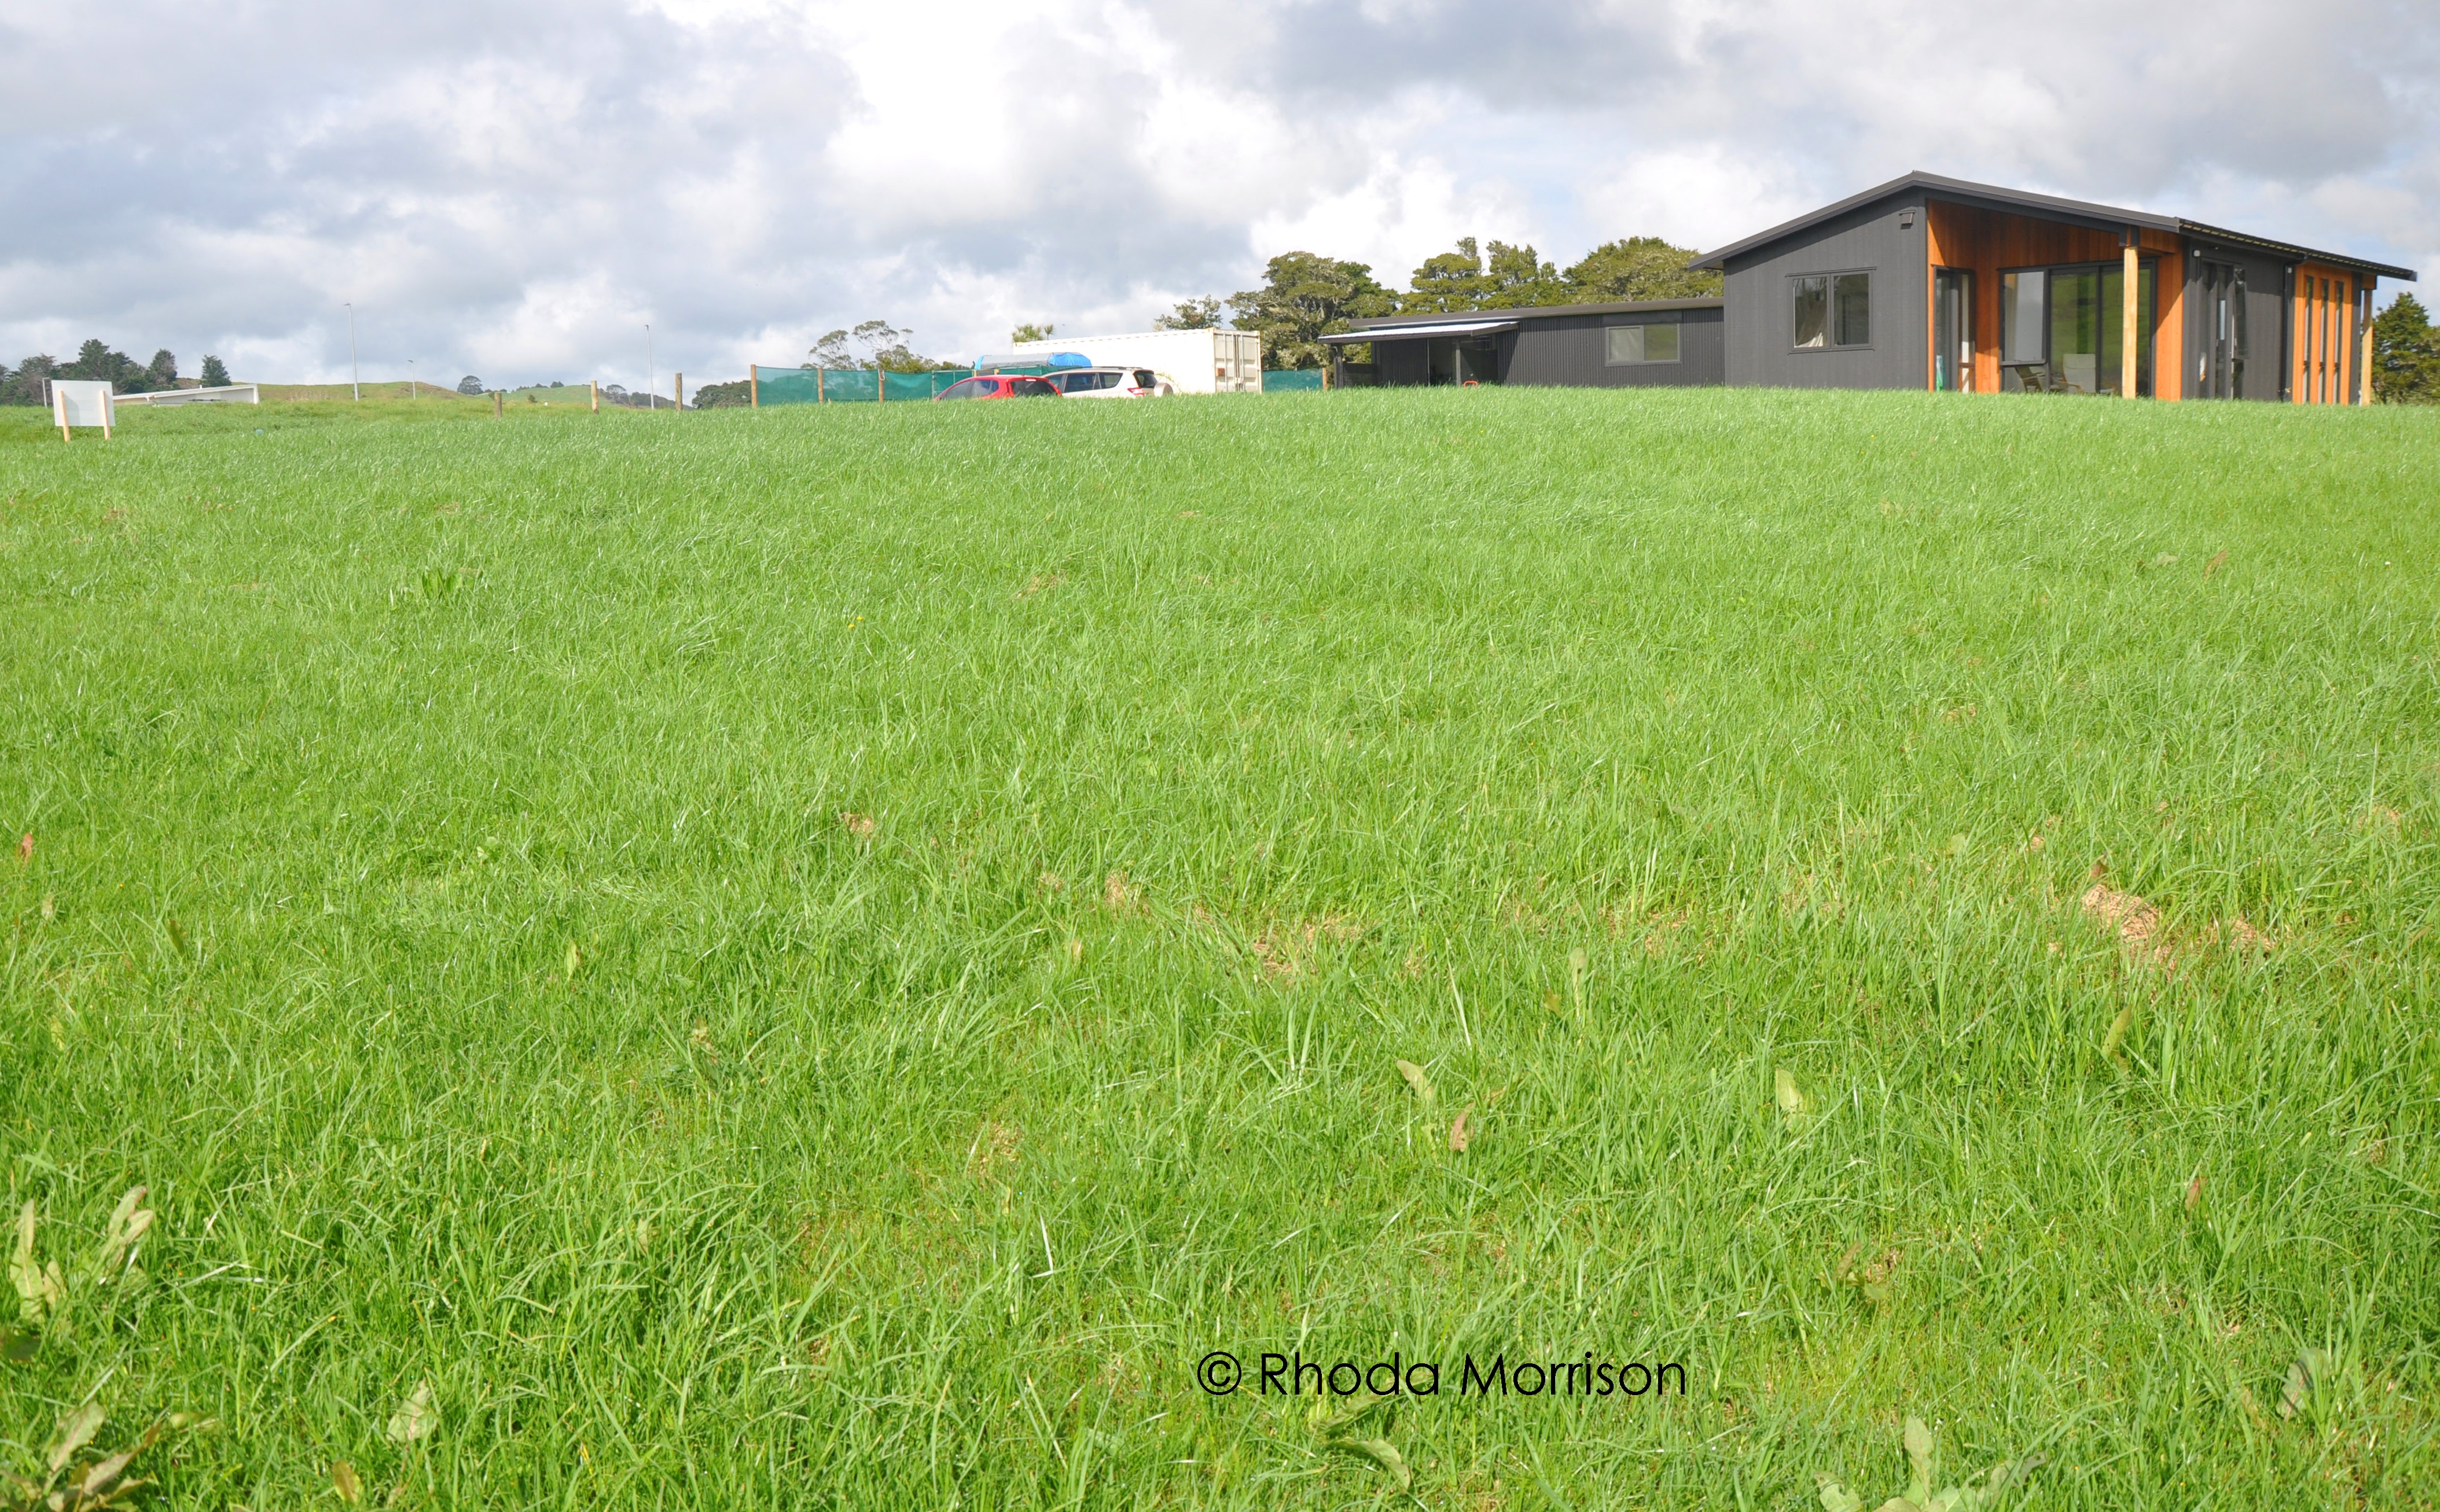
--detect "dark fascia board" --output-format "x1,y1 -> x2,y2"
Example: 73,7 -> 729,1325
1344,296 -> 1722,331
1687,170 -> 2418,282
2174,220 -> 2415,282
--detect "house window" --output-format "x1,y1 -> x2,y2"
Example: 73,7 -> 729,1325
1998,261 -> 2155,395
1792,272 -> 1871,350
1605,324 -> 1680,365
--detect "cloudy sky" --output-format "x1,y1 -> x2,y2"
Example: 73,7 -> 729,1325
3,0 -> 2434,387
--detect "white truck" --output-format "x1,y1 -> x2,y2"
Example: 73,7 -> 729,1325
1006,329 -> 1262,395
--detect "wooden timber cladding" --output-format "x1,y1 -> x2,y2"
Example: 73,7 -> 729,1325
1922,200 -> 2185,399
2291,262 -> 2357,405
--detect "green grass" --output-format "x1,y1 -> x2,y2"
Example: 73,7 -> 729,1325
2,388 -> 2436,1509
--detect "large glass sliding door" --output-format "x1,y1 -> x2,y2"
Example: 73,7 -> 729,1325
1427,338 -> 1500,385
1933,268 -> 1974,390
1999,261 -> 2155,395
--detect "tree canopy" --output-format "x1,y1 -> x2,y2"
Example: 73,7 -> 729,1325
1227,252 -> 1394,370
1,339 -> 210,403
813,320 -> 958,371
1152,297 -> 1222,331
1562,236 -> 1721,301
1401,238 -> 1565,313
2373,293 -> 2439,404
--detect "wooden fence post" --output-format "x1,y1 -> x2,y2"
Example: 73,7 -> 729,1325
675,372 -> 684,410
751,366 -> 759,409
495,390 -> 504,419
817,368 -> 825,404
590,380 -> 600,413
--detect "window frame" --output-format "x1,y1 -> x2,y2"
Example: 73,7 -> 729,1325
1787,268 -> 1875,352
1603,321 -> 1682,367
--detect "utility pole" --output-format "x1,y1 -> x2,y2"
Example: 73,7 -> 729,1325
346,303 -> 360,401
646,324 -> 656,411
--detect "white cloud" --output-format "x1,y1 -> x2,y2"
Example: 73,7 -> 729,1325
1,0 -> 2431,384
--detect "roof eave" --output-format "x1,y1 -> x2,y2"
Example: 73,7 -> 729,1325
2174,220 -> 2416,281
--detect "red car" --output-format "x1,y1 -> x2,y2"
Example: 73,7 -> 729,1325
935,374 -> 1062,400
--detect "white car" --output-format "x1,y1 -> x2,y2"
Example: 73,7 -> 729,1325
1047,366 -> 1173,399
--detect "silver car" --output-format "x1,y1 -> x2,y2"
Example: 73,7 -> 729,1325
1046,366 -> 1174,399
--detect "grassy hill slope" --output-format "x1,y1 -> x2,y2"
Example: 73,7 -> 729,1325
1,389 -> 2434,1507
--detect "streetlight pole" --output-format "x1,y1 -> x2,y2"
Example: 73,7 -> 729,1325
346,303 -> 360,401
646,323 -> 656,411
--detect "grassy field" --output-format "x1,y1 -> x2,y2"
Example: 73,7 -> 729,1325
1,387 -> 2435,1509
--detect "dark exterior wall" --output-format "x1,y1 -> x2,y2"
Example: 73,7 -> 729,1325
1723,193 -> 1929,390
1377,340 -> 1430,387
1502,308 -> 1723,387
1363,308 -> 1723,389
2177,243 -> 2292,403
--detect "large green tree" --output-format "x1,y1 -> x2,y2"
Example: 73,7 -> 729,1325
1228,252 -> 1394,369
59,339 -> 164,393
1562,236 -> 1721,302
2372,293 -> 2439,404
1399,238 -> 1564,314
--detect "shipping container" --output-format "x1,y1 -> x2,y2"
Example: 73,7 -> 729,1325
1006,329 -> 1262,395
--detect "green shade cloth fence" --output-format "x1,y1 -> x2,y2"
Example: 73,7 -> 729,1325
1261,369 -> 1325,392
751,367 -> 975,404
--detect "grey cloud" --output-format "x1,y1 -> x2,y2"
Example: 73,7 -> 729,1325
2,1 -> 2431,385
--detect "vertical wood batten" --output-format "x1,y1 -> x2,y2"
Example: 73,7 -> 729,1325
2122,233 -> 2140,398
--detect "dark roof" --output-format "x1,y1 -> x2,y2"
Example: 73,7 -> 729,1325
1688,171 -> 2415,282
1343,296 -> 1721,333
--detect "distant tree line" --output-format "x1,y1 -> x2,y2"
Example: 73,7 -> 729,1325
1,340 -> 231,404
1149,234 -> 1720,370
2373,294 -> 2439,403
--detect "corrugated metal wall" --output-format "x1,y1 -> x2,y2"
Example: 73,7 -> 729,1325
1501,310 -> 1724,387
1722,195 -> 1929,390
1363,308 -> 1725,389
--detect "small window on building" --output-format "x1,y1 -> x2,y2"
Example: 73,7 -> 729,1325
1605,324 -> 1680,365
1792,272 -> 1872,350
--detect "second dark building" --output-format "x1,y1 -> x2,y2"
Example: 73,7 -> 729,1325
1325,299 -> 1724,389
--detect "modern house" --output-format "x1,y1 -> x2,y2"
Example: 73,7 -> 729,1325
1325,299 -> 1724,389
1691,171 -> 2412,403
1329,171 -> 2413,403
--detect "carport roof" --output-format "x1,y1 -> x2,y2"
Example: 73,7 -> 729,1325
1322,318 -> 1519,343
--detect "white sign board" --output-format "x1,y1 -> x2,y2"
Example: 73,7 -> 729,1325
51,380 -> 115,437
